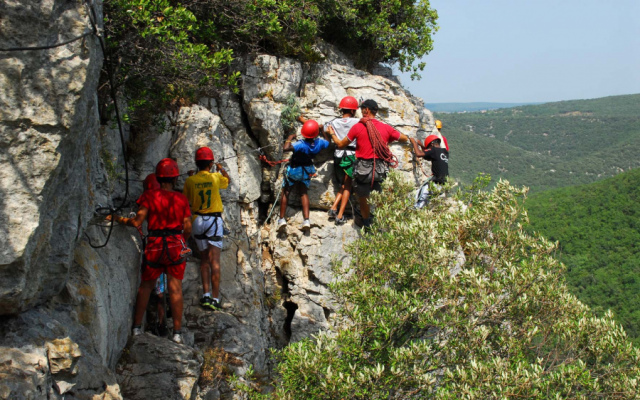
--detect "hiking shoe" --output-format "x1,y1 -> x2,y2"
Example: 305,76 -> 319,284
172,333 -> 183,344
200,295 -> 214,309
132,326 -> 143,336
277,218 -> 287,232
301,219 -> 311,231
210,298 -> 222,310
327,209 -> 338,220
335,216 -> 347,225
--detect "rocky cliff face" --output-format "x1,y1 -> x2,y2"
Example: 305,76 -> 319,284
0,3 -> 440,398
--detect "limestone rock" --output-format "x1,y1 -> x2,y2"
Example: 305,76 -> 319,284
0,0 -> 105,315
116,334 -> 203,400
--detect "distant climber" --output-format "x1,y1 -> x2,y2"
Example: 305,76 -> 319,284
328,99 -> 409,229
299,96 -> 360,225
277,120 -> 330,232
433,119 -> 449,151
183,147 -> 230,311
410,134 -> 450,209
111,158 -> 192,344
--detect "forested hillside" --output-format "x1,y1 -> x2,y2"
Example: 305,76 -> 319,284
440,94 -> 640,192
526,168 -> 640,345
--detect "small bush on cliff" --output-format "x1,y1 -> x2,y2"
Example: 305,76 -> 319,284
238,173 -> 640,399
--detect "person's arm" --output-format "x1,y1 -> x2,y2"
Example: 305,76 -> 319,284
397,133 -> 409,143
283,134 -> 296,152
410,138 -> 426,157
216,163 -> 230,183
327,125 -> 352,149
182,216 -> 192,240
113,206 -> 148,228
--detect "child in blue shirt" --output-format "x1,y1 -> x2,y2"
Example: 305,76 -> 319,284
278,120 -> 329,231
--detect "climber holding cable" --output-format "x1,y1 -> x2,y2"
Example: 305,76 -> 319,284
111,158 -> 192,344
183,147 -> 230,311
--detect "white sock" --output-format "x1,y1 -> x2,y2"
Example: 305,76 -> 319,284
213,298 -> 220,302
204,292 -> 211,298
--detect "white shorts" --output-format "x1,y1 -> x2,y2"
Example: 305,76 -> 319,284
192,215 -> 224,251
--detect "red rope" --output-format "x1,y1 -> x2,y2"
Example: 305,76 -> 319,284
259,154 -> 289,167
361,118 -> 398,168
361,117 -> 399,188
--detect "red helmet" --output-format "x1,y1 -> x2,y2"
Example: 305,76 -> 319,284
424,135 -> 441,148
156,158 -> 179,178
301,120 -> 319,139
338,96 -> 358,111
195,147 -> 214,161
143,173 -> 160,191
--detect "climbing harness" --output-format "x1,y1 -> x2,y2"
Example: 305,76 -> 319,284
144,230 -> 192,269
193,212 -> 225,242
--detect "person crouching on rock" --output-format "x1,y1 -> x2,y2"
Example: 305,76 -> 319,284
183,147 -> 230,311
111,158 -> 192,344
410,134 -> 450,209
277,120 -> 330,232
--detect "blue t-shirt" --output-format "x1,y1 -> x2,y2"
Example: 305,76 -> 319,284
292,138 -> 329,155
290,138 -> 329,167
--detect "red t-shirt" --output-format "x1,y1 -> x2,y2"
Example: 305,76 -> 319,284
137,189 -> 191,231
347,119 -> 401,159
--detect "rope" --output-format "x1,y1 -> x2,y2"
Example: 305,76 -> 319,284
0,32 -> 93,52
361,117 -> 398,168
259,154 -> 289,167
82,0 -> 131,249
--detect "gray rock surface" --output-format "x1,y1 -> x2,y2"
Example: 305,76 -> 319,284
0,0 -> 105,315
116,334 -> 202,400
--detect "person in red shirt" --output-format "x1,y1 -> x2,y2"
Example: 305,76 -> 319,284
328,99 -> 409,229
112,158 -> 192,344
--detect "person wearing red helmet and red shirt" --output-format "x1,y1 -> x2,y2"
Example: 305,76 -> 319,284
410,134 -> 450,209
328,99 -> 410,229
182,147 -> 230,311
112,158 -> 192,344
277,120 -> 330,232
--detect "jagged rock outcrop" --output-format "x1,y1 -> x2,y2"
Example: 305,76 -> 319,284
0,4 -> 442,396
0,0 -> 105,315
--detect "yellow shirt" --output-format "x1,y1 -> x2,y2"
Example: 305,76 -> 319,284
183,171 -> 229,214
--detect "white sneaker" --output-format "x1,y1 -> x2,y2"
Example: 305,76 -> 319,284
277,218 -> 287,232
172,333 -> 183,344
132,327 -> 143,336
301,219 -> 311,230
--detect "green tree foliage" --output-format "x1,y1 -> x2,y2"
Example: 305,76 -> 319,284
235,174 -> 640,398
103,0 -> 240,126
526,168 -> 640,346
102,0 -> 438,128
440,94 -> 640,192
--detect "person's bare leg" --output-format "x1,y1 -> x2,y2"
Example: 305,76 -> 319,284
133,279 -> 156,326
279,187 -> 290,219
200,248 -> 212,295
331,191 -> 343,212
167,274 -> 183,331
210,246 -> 222,299
359,195 -> 370,221
337,176 -> 352,219
299,184 -> 310,220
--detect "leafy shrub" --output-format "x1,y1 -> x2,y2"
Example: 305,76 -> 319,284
280,95 -> 302,134
239,173 -> 640,399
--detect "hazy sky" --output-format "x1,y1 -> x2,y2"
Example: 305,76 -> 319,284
400,0 -> 640,103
